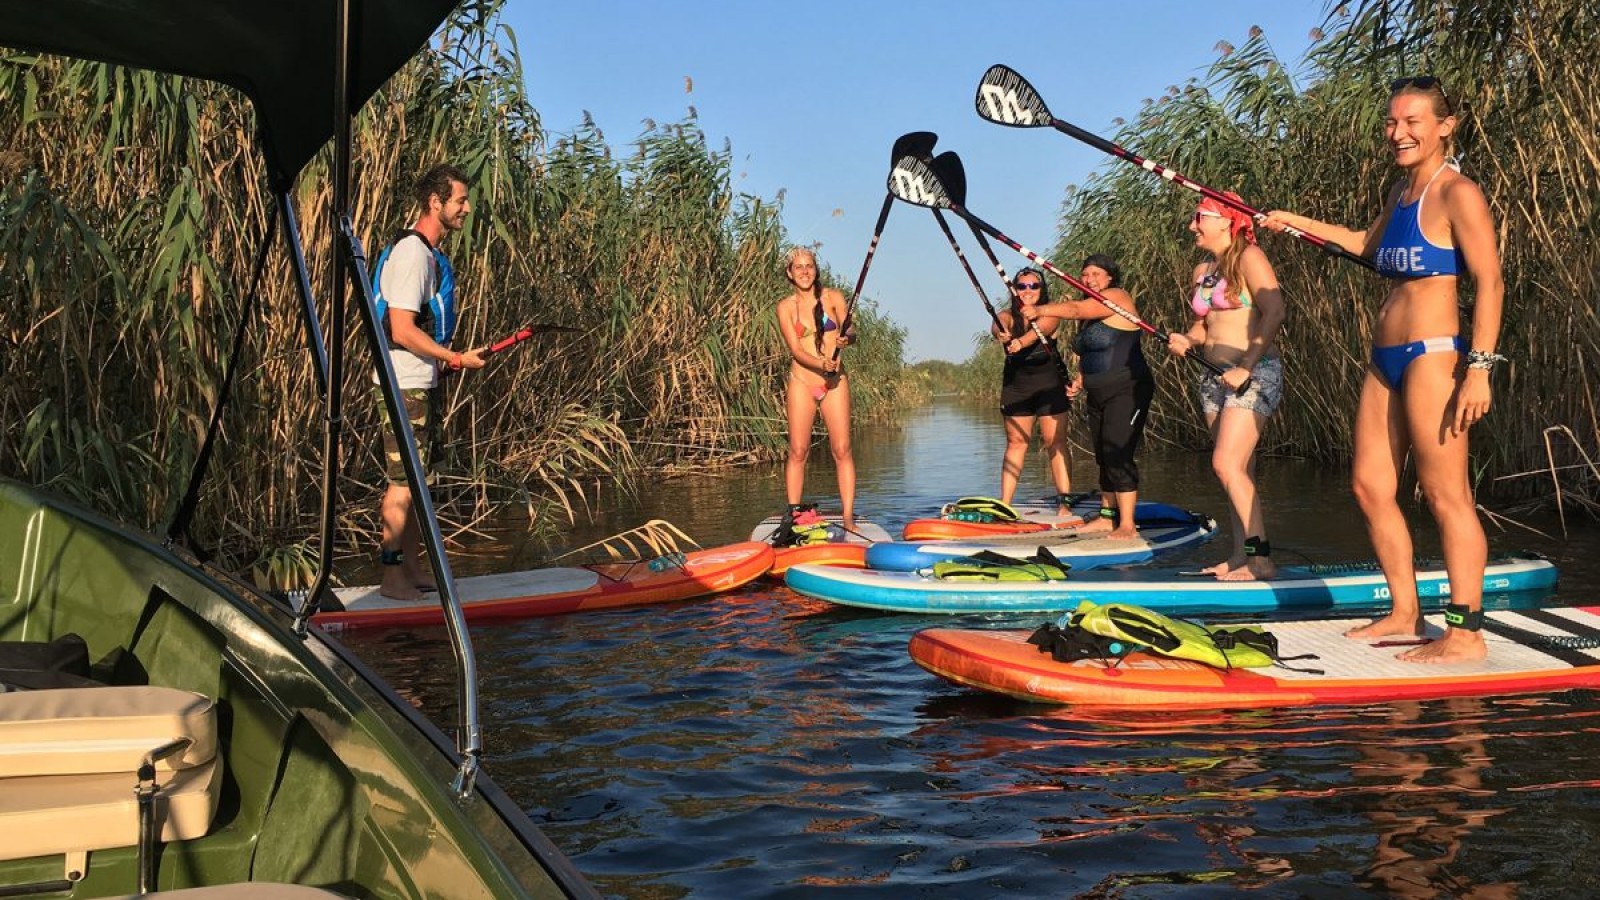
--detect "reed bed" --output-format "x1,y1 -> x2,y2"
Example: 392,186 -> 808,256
0,1 -> 918,584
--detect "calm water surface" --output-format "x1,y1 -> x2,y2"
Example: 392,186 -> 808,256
341,400 -> 1600,898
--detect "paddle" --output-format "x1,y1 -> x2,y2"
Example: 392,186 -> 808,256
919,150 -> 1073,388
974,64 -> 1376,273
482,322 -> 580,356
828,131 -> 939,371
887,152 -> 1238,384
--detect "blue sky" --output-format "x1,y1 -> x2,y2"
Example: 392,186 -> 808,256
504,1 -> 1333,362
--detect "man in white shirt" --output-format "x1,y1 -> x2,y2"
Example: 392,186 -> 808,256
372,163 -> 486,601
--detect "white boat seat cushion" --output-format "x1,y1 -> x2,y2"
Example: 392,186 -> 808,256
0,685 -> 222,862
0,685 -> 216,777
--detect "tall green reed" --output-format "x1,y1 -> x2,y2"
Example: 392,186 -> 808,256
0,0 -> 920,585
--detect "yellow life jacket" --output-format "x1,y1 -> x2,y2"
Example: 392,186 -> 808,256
930,549 -> 1070,582
939,496 -> 1023,523
1064,601 -> 1320,672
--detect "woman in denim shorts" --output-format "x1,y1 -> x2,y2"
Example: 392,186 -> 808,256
1167,193 -> 1287,580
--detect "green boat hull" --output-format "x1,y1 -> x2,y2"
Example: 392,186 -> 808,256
0,479 -> 591,898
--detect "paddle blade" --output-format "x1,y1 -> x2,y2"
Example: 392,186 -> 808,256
891,131 -> 938,165
929,152 -> 967,206
887,155 -> 953,210
975,64 -> 1051,127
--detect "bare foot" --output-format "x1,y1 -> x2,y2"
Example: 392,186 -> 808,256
1073,517 -> 1115,535
1345,613 -> 1425,640
1201,557 -> 1244,578
1107,527 -> 1141,541
1398,628 -> 1487,663
379,571 -> 423,602
405,566 -> 437,592
1215,557 -> 1276,581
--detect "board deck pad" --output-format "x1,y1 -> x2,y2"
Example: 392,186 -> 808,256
864,514 -> 1215,572
749,514 -> 892,545
910,605 -> 1600,708
323,541 -> 774,629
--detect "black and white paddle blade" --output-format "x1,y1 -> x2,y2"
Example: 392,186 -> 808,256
929,152 -> 967,206
975,64 -> 1051,127
887,155 -> 953,209
891,131 -> 938,166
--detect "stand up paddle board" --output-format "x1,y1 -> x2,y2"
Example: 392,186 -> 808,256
750,513 -> 892,576
866,511 -> 1216,572
902,496 -> 1196,541
784,553 -> 1557,615
911,605 -> 1600,708
322,541 -> 775,629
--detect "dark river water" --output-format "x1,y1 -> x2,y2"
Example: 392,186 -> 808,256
340,400 -> 1600,898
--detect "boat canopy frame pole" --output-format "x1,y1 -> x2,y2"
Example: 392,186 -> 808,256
280,195 -> 332,401
326,0 -> 483,797
285,186 -> 344,630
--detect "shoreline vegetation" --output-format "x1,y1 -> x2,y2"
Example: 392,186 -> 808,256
3,0 -> 1596,588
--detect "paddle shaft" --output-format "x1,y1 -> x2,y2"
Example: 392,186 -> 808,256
831,192 -> 895,364
961,219 -> 1059,351
485,328 -> 533,355
929,208 -> 1004,330
945,201 -> 1236,381
1046,117 -> 1375,272
934,211 -> 1072,382
484,323 -> 579,356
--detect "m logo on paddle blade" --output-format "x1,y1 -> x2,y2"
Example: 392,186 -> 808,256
888,160 -> 945,209
975,65 -> 1052,127
977,84 -> 1036,125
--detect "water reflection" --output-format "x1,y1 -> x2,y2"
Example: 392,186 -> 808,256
335,399 -> 1600,898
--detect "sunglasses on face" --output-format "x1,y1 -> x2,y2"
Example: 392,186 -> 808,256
1192,210 -> 1225,225
1391,75 -> 1453,116
1014,281 -> 1042,290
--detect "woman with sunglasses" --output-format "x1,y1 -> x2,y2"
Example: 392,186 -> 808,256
1168,192 -> 1287,581
1261,76 -> 1503,663
992,267 -> 1075,516
1022,255 -> 1153,537
777,246 -> 857,528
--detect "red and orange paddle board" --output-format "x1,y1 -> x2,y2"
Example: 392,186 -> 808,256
910,606 -> 1600,709
321,541 -> 774,629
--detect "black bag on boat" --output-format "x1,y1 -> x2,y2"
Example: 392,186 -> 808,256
0,632 -> 99,691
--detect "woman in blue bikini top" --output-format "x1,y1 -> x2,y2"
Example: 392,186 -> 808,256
1259,76 -> 1505,666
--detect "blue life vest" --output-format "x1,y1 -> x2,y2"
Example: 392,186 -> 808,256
372,230 -> 457,345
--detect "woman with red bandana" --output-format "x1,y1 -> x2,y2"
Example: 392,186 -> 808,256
1168,192 -> 1286,580
1261,77 -> 1503,663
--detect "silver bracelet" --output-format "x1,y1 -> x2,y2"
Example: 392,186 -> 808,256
1465,349 -> 1506,371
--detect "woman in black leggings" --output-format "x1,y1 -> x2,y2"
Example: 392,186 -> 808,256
1022,255 -> 1153,537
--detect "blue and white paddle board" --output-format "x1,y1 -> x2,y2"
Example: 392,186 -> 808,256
784,553 -> 1558,615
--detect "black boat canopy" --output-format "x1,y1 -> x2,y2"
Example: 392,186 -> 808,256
0,0 -> 458,189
